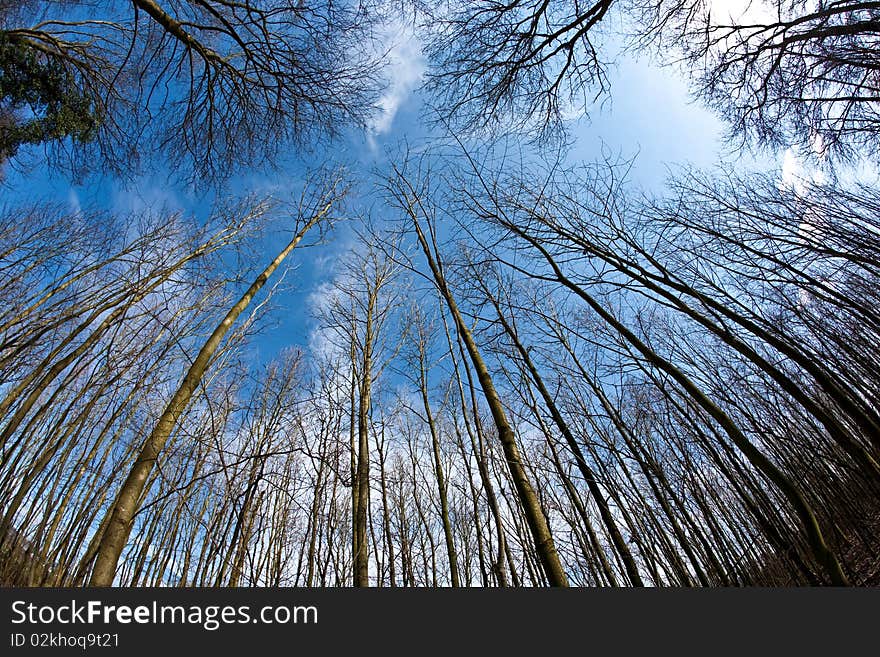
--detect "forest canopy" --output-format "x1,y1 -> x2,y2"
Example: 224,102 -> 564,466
0,0 -> 878,588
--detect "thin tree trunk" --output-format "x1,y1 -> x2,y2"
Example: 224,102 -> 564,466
398,189 -> 568,586
89,204 -> 329,586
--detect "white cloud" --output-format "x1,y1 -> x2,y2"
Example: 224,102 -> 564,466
367,20 -> 425,146
67,187 -> 82,214
780,147 -> 805,191
780,142 -> 827,192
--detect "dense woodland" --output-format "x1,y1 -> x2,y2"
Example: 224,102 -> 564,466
1,0 -> 879,587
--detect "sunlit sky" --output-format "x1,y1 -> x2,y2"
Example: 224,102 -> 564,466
1,18 -> 791,364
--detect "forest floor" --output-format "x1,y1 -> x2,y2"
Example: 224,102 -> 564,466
3,512 -> 879,587
839,514 -> 880,585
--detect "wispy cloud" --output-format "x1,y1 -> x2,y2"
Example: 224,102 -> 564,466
67,187 -> 82,214
111,181 -> 184,216
367,20 -> 425,147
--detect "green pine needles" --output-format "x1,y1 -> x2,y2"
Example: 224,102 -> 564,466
0,33 -> 100,159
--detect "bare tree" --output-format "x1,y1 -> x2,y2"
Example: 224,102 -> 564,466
2,0 -> 384,181
89,173 -> 342,585
384,155 -> 570,586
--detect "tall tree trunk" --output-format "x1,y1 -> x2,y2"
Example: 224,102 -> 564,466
513,228 -> 848,585
89,204 -> 330,586
415,324 -> 460,586
397,187 -> 568,586
486,289 -> 645,586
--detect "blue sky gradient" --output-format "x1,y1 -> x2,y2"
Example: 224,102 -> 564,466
1,37 -> 780,368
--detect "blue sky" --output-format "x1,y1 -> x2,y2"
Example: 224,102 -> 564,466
1,22 -> 782,368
